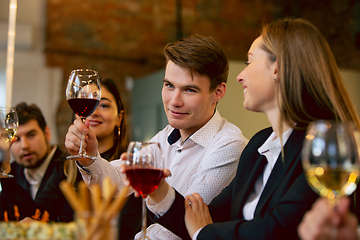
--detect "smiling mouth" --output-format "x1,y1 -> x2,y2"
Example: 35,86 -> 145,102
89,121 -> 102,126
170,110 -> 187,117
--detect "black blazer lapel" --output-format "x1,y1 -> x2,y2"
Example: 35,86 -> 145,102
10,163 -> 30,194
230,128 -> 273,219
35,147 -> 64,199
232,155 -> 268,218
255,129 -> 306,216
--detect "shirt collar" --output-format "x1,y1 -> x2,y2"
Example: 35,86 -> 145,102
167,109 -> 222,147
24,146 -> 57,185
258,128 -> 293,154
257,128 -> 293,170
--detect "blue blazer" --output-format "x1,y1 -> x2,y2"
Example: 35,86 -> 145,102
156,127 -> 320,240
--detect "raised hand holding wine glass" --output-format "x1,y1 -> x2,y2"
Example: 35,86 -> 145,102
301,120 -> 360,208
0,107 -> 18,178
66,69 -> 101,160
125,141 -> 165,240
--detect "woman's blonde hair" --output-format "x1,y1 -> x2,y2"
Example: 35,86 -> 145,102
260,18 -> 360,133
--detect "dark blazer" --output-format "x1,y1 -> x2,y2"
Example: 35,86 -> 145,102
9,146 -> 64,200
156,128 -> 320,240
0,146 -> 64,221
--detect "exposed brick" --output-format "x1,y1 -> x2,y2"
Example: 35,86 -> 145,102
46,0 -> 360,147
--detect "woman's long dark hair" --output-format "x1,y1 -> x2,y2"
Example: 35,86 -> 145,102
100,78 -> 130,160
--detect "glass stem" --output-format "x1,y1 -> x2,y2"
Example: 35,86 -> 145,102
79,117 -> 86,156
141,197 -> 147,240
79,133 -> 86,155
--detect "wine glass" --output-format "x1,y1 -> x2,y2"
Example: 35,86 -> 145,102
125,141 -> 165,240
0,107 -> 18,143
302,120 -> 360,207
66,69 -> 101,160
0,107 -> 18,178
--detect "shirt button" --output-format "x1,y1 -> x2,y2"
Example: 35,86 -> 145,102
177,149 -> 181,153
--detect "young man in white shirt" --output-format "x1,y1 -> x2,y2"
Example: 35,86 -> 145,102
65,34 -> 248,239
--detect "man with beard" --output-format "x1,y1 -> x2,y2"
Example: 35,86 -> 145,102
0,102 -> 64,221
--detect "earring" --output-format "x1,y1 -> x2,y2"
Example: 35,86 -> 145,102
118,127 -> 121,137
274,78 -> 276,81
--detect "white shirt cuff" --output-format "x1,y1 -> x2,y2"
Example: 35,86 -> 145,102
147,184 -> 175,218
192,228 -> 203,240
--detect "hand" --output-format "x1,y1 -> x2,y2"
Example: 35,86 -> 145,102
184,193 -> 213,238
64,118 -> 98,166
119,152 -> 172,201
298,197 -> 359,240
0,135 -> 13,173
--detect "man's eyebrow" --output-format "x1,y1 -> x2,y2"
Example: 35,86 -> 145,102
15,129 -> 37,137
26,129 -> 37,135
162,79 -> 201,90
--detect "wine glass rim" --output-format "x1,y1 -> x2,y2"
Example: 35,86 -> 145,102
70,69 -> 99,77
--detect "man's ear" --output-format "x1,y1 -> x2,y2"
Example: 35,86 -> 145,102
214,82 -> 227,103
44,126 -> 51,143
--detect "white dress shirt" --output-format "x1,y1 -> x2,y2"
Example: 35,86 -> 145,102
78,110 -> 248,239
23,146 -> 57,199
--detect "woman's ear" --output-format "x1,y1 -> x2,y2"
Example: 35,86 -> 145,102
117,110 -> 124,128
272,61 -> 278,82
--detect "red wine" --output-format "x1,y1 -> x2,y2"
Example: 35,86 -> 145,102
67,98 -> 100,118
126,168 -> 164,196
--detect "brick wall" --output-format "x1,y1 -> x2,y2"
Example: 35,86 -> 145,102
46,0 -> 360,147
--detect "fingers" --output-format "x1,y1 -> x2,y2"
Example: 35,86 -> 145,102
336,197 -> 350,216
184,192 -> 212,238
120,152 -> 128,161
185,193 -> 204,212
298,198 -> 328,240
163,169 -> 172,178
65,120 -> 90,153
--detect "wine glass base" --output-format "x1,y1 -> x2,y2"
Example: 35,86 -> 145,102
66,154 -> 97,161
0,173 -> 14,178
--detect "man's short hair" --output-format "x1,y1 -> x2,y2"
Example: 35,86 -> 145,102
15,102 -> 47,132
164,34 -> 229,92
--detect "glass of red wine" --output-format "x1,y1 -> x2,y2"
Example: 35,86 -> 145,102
66,69 -> 101,160
125,141 -> 165,240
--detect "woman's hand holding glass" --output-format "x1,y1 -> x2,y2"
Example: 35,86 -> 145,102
298,197 -> 359,240
65,118 -> 99,166
65,69 -> 101,160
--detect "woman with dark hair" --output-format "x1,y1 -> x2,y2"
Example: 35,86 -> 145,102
35,79 -> 136,233
87,78 -> 129,161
